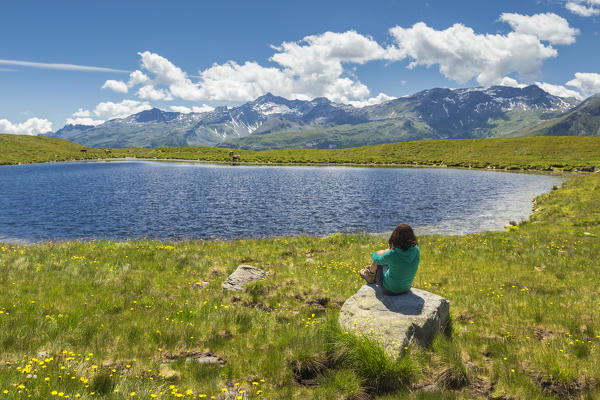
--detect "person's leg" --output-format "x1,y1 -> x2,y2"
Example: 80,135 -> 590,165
369,260 -> 378,273
375,265 -> 386,287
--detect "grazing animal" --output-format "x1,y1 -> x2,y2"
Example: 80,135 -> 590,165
80,149 -> 87,153
104,149 -> 111,154
232,155 -> 241,162
229,151 -> 234,156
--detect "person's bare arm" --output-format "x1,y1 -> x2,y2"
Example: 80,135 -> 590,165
376,248 -> 390,256
370,249 -> 391,272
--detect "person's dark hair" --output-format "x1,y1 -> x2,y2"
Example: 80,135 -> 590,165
388,224 -> 418,250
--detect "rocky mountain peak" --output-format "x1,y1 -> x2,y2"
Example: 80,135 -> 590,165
131,108 -> 179,123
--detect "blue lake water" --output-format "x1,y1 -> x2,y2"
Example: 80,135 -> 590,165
0,161 -> 564,242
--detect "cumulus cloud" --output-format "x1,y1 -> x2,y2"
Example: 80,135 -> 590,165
116,31 -> 396,104
497,77 -> 527,88
566,72 -> 600,96
66,100 -> 152,126
389,20 -> 559,87
347,92 -> 396,107
93,100 -> 152,120
101,15 -> 579,105
137,85 -> 173,100
102,79 -> 129,93
169,104 -> 215,113
499,13 -> 580,45
535,81 -> 584,99
128,70 -> 150,86
191,104 -> 216,113
65,117 -> 105,126
102,70 -> 151,94
566,0 -> 600,16
72,108 -> 91,118
0,117 -> 53,135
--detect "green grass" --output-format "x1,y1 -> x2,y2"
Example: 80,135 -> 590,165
2,134 -> 600,172
0,173 -> 599,398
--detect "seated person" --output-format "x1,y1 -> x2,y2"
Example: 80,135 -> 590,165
359,224 -> 420,295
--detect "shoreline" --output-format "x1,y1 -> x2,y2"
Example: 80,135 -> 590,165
1,156 -> 579,177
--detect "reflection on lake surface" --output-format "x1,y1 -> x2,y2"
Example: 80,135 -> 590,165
0,161 -> 564,242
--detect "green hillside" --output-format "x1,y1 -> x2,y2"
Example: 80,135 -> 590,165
0,134 -> 117,164
219,110 -> 562,150
523,95 -> 600,137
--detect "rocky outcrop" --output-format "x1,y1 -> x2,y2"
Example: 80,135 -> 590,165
221,265 -> 267,291
339,285 -> 450,356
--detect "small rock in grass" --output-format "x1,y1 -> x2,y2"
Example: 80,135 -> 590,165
159,364 -> 180,381
221,265 -> 267,292
421,384 -> 439,393
164,351 -> 226,366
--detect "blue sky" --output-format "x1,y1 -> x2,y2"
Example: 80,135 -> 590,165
1,0 -> 600,134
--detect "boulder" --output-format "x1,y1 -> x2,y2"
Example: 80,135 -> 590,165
221,265 -> 267,291
339,285 -> 449,356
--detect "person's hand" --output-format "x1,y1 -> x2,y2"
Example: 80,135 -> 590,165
376,248 -> 390,256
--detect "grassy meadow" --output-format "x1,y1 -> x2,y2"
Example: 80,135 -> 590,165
2,134 -> 600,171
1,134 -> 599,398
0,169 -> 599,398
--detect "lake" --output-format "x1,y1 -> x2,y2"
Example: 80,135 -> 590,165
0,161 -> 564,242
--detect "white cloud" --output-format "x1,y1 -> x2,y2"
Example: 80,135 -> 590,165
0,59 -> 128,73
65,108 -> 105,126
122,31 -> 396,104
102,17 -> 578,106
102,79 -> 129,93
566,72 -> 600,96
137,85 -> 173,101
137,51 -> 204,101
65,100 -> 152,126
389,20 -> 558,86
65,117 -> 105,126
347,92 -> 395,107
566,0 -> 600,16
535,81 -> 583,99
498,76 -> 527,88
0,117 -> 53,135
93,100 -> 152,120
169,104 -> 216,113
128,70 -> 150,86
196,61 -> 293,102
72,108 -> 91,117
499,13 -> 579,45
101,70 -> 151,94
169,106 -> 193,113
191,104 -> 215,113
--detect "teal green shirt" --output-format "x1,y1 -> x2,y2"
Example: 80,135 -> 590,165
371,245 -> 420,294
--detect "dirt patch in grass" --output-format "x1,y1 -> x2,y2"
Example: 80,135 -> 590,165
523,363 -> 596,399
454,310 -> 475,322
533,326 -> 556,341
434,365 -> 469,390
290,353 -> 330,386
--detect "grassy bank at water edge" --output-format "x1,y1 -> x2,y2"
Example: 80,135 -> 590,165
2,134 -> 600,171
0,171 -> 599,398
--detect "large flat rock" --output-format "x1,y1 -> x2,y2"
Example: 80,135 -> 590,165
339,285 -> 449,356
221,264 -> 267,291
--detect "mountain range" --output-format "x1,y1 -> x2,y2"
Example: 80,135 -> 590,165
46,85 -> 600,150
